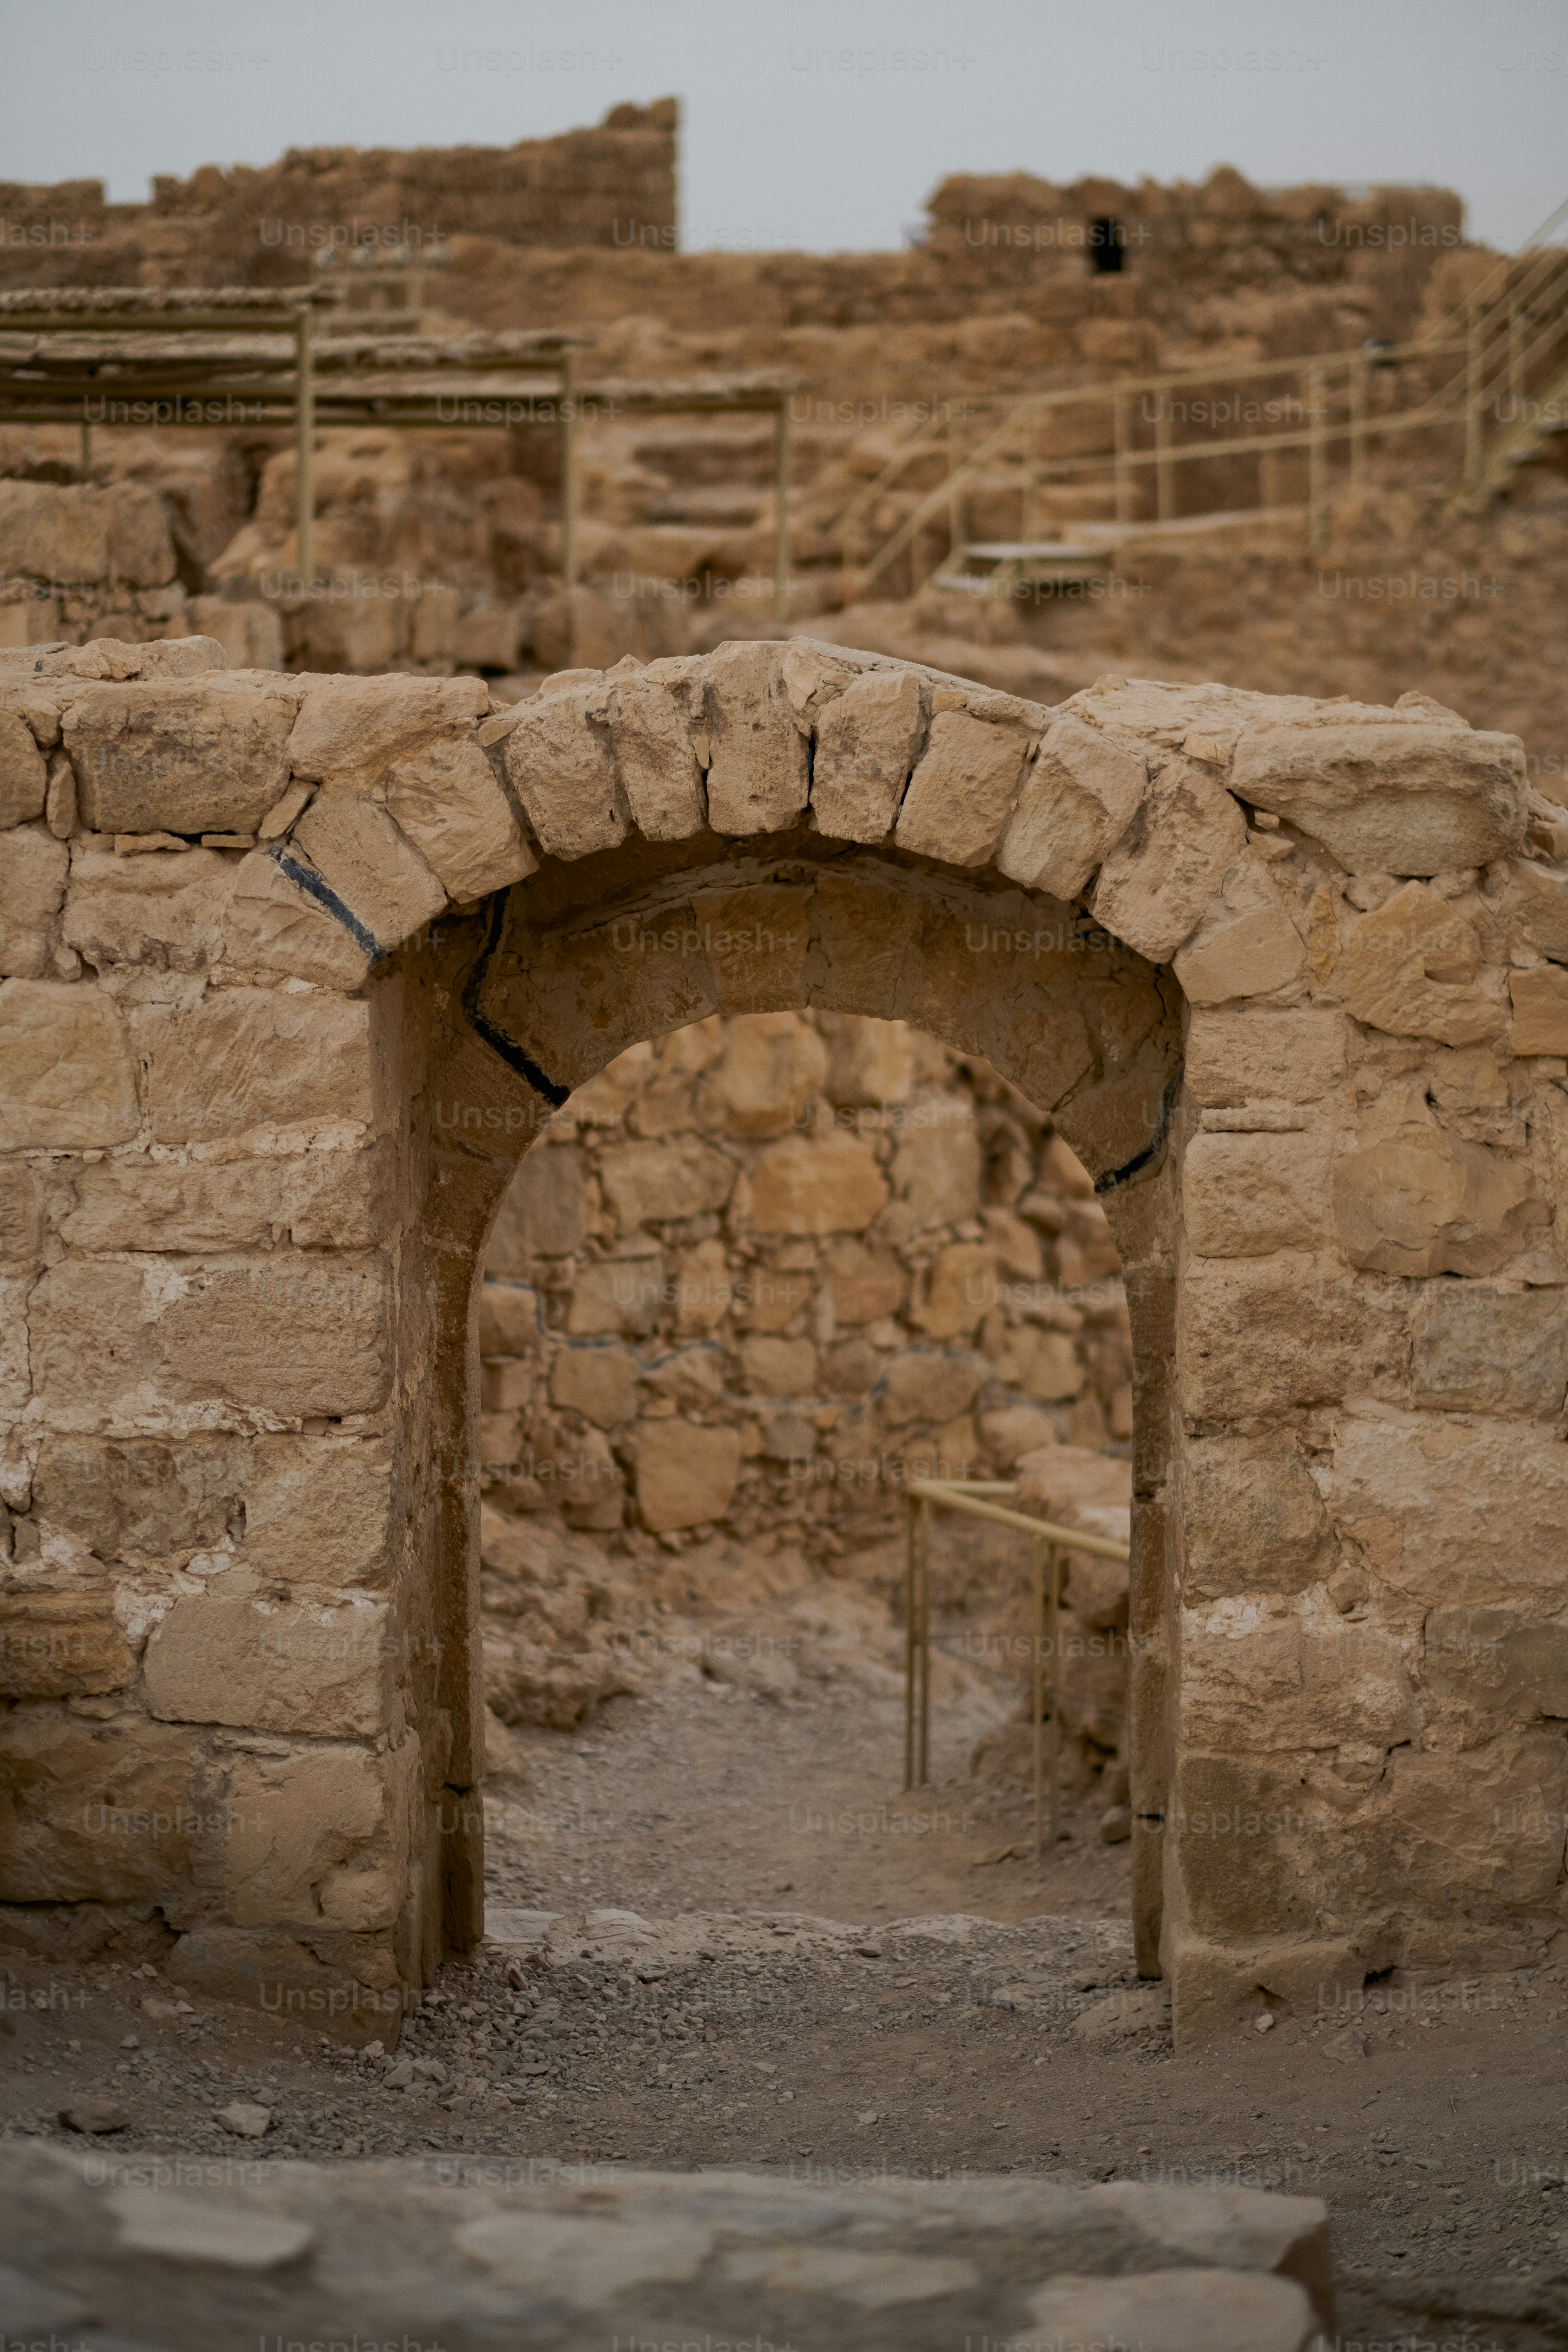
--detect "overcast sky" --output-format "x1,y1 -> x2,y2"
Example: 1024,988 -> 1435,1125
4,0 -> 1564,253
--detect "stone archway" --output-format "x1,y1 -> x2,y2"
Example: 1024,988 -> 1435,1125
2,630 -> 1561,2044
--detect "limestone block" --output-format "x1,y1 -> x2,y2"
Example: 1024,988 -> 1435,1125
1184,1009 -> 1346,1107
889,1098 -> 982,1228
38,637 -> 230,683
1510,965 -> 1568,1055
1092,755 -> 1247,963
1179,1437 -> 1336,1602
687,882 -> 812,1014
0,823 -> 68,978
290,795 -> 446,955
894,710 -> 1030,867
478,1282 -> 542,1359
65,678 -> 294,834
1178,1591 -> 1418,1754
1183,1132 -> 1332,1257
488,1147 -> 587,1269
608,670 -> 707,841
502,686 -> 627,859
29,1253 -> 394,1426
239,1436 -> 401,1588
1326,1413 -> 1568,1611
1172,853 -> 1305,1005
104,482 -> 176,588
0,1267 -> 26,1410
143,1592 -> 393,1737
60,1141 -> 399,1255
1333,1099 -> 1534,1277
1383,1734 -> 1568,1910
1503,857 -> 1568,962
285,673 -> 489,785
33,1431 -> 244,1562
223,1744 -> 410,1932
0,480 -> 109,584
1422,1604 -> 1568,1723
0,707 -> 47,828
0,1595 -> 134,1698
749,1132 -> 887,1234
740,1334 -> 817,1395
642,1346 -> 723,1409
0,1710 -> 202,1904
990,1323 -> 1083,1402
1027,2268 -> 1315,2352
565,1259 -> 662,1337
1331,882 -> 1505,1047
696,1013 -> 828,1138
701,641 -> 810,834
549,1344 -> 639,1427
63,843 -> 234,972
673,1237 -> 735,1332
0,977 -> 139,1148
594,1142 -> 730,1243
825,1015 -> 913,1108
1179,1251 -> 1408,1419
1412,1285 -> 1568,1416
633,1421 -> 741,1531
996,714 -> 1145,897
822,1239 -> 903,1325
135,986 -> 376,1145
811,667 -> 924,843
221,851 -> 373,992
1232,718 -> 1525,872
919,1242 -> 994,1337
0,1161 -> 42,1265
384,737 -> 536,901
879,1348 -> 987,1425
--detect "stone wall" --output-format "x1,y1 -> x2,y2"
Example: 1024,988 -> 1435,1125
2,628 -> 1564,2044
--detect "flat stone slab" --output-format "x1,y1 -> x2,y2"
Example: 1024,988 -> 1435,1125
0,2141 -> 1332,2350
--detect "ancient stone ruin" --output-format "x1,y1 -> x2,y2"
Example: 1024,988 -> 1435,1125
2,628 -> 1565,2052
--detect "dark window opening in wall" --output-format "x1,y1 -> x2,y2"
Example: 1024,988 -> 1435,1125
1089,217 -> 1125,274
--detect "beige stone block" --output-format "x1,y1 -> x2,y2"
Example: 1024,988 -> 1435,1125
1510,965 -> 1568,1055
0,1595 -> 134,1698
634,1420 -> 741,1531
285,673 -> 488,785
290,795 -> 446,955
502,685 -> 627,859
599,1137 -> 735,1228
608,669 -> 707,841
1026,2268 -> 1315,2352
0,822 -> 68,978
34,1431 -> 245,1562
920,1242 -> 994,1338
1504,857 -> 1568,962
1412,1285 -> 1568,1416
0,977 -> 139,1148
1179,1436 -> 1336,1602
1332,1104 -> 1534,1277
889,1097 -> 982,1229
1232,718 -> 1525,873
1382,1734 -> 1568,1911
45,748 -> 75,839
136,986 -> 376,1144
702,640 -> 810,835
743,1260 -> 814,1332
749,1132 -> 887,1235
990,1323 -> 1083,1402
1092,754 -> 1248,963
223,1744 -> 411,1932
0,1710 -> 203,1905
65,677 -> 294,834
672,1237 -> 732,1332
740,1334 -> 817,1395
996,714 -> 1145,898
29,1252 -> 394,1425
1421,1604 -> 1568,1723
565,1257 -> 663,1337
1172,853 -> 1306,1006
0,479 -> 109,584
1184,1009 -> 1346,1107
1332,882 -> 1506,1048
824,1015 -> 913,1109
144,1592 -> 393,1737
811,667 -> 924,843
1179,1252 -> 1408,1419
60,1141 -> 398,1255
62,844 -> 232,972
384,737 -> 536,901
221,850 -> 373,991
488,1146 -> 587,1269
822,1238 -> 903,1325
687,882 -> 812,1014
550,1344 -> 639,1427
478,1280 -> 542,1358
0,1161 -> 42,1266
894,710 -> 1030,867
1184,1132 -> 1332,1257
240,1436 -> 401,1588
0,708 -> 47,829
1325,1413 -> 1568,1610
696,1012 -> 828,1138
879,1348 -> 987,1426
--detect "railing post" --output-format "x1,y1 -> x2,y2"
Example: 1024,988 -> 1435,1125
1349,357 -> 1367,497
1032,1534 -> 1046,1861
1046,1540 -> 1061,1847
1306,368 -> 1327,549
294,306 -> 314,586
1464,298 -> 1483,487
773,394 -> 791,616
1154,397 -> 1173,523
904,1494 -> 916,1792
1114,390 -> 1133,533
1509,300 -> 1523,402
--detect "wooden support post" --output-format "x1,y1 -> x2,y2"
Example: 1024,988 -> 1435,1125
1154,400 -> 1173,523
1046,1540 -> 1061,1847
916,1496 -> 931,1788
1509,302 -> 1524,403
904,1496 -> 916,1792
294,308 -> 315,585
1465,300 -> 1483,488
78,421 -> 90,476
1349,357 -> 1367,497
1032,1534 -> 1046,1861
558,352 -> 577,594
773,395 -> 791,614
1114,391 -> 1133,532
1306,369 -> 1327,550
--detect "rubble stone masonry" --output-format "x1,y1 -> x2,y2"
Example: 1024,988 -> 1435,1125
1,626 -> 1563,2043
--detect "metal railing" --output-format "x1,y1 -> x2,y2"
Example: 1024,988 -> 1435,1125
903,1476 -> 1130,1864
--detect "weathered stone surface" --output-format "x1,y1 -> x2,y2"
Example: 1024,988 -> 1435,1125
1412,1284 -> 1568,1415
290,794 -> 447,953
0,479 -> 110,583
889,1098 -> 982,1228
549,1343 -> 639,1426
66,678 -> 294,834
0,1712 -> 202,1903
609,669 -> 707,841
1183,1132 -> 1332,1256
1093,755 -> 1247,962
384,737 -> 536,901
1503,856 -> 1568,962
1184,1008 -> 1346,1106
489,1145 -> 587,1268
0,977 -> 139,1148
1333,1095 -> 1535,1276
0,707 -> 47,828
1027,2268 -> 1315,2352
997,714 -> 1145,897
285,673 -> 488,784
1179,1252 -> 1409,1418
223,1744 -> 409,1931
920,1240 -> 995,1337
749,1132 -> 887,1234
0,1595 -> 134,1698
698,1013 -> 828,1138
62,843 -> 230,972
1331,882 -> 1506,1047
879,1348 -> 987,1425
59,1141 -> 397,1254
1179,1436 -> 1336,1602
895,710 -> 1030,867
502,686 -> 627,859
598,1138 -> 735,1228
812,667 -> 925,843
136,986 -> 376,1142
144,1592 -> 392,1737
702,641 -> 810,834
822,1238 -> 903,1325
0,822 -> 68,978
740,1334 -> 817,1395
1509,963 -> 1568,1054
1172,853 -> 1306,1005
565,1257 -> 662,1337
1233,719 -> 1525,872
633,1421 -> 741,1531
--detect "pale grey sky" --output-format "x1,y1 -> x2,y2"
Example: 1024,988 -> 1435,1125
3,0 -> 1565,253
